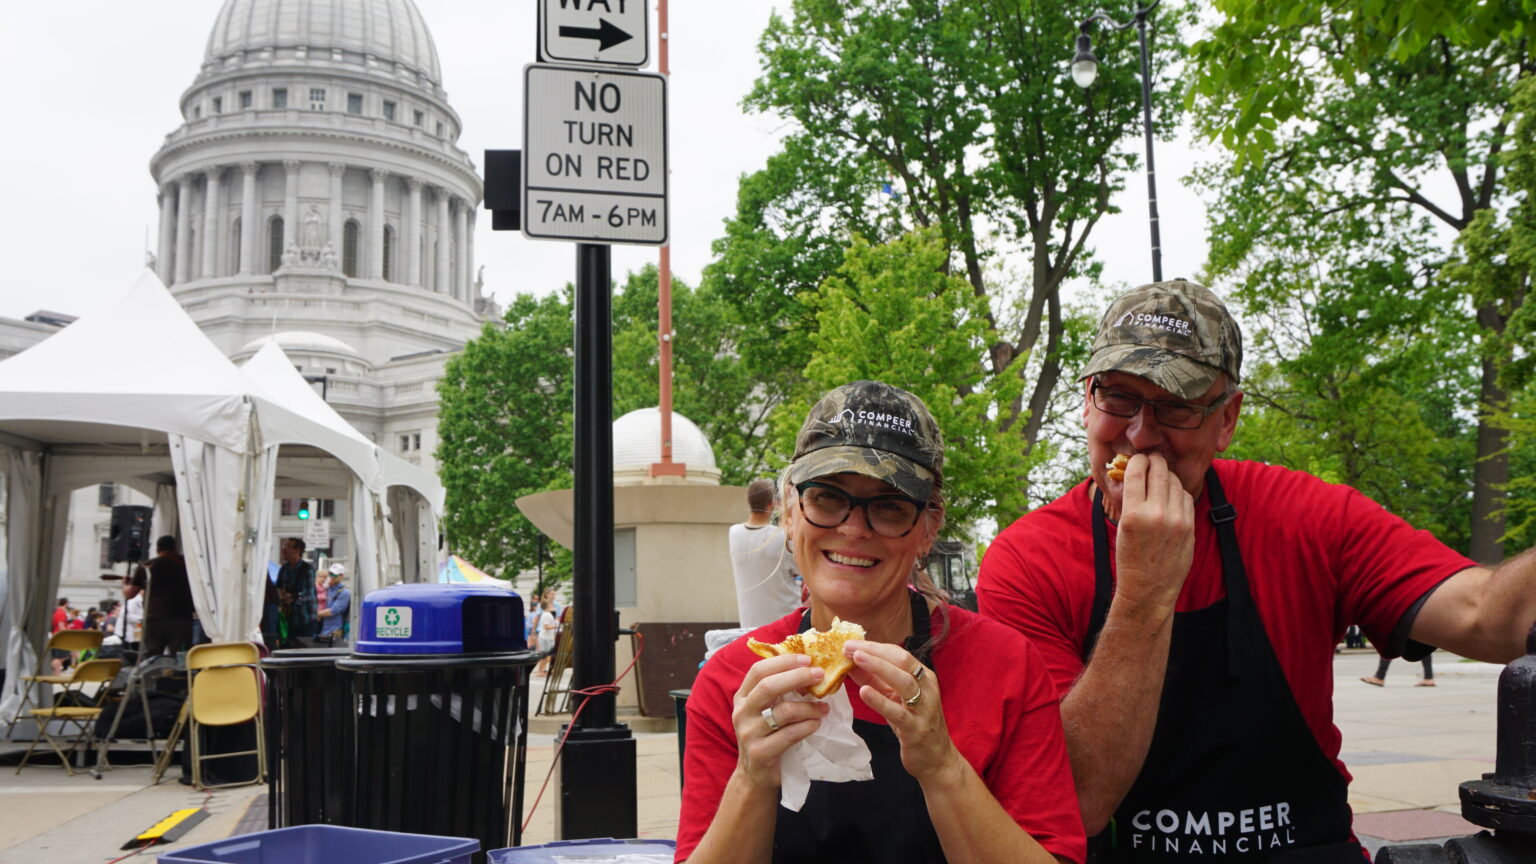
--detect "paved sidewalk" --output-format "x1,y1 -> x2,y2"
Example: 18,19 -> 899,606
0,649 -> 1508,862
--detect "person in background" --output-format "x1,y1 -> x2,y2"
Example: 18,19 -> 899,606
1362,655 -> 1436,687
114,579 -> 144,653
137,535 -> 196,657
51,597 -> 70,634
318,563 -> 351,643
729,478 -> 802,628
534,599 -> 558,678
315,570 -> 329,617
277,537 -> 319,646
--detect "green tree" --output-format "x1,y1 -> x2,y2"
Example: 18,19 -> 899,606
1190,4 -> 1532,560
436,290 -> 575,579
437,270 -> 775,578
776,230 -> 1040,536
712,0 -> 1192,487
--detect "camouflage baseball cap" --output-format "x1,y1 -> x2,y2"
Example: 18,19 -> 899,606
1079,280 -> 1243,401
788,381 -> 943,502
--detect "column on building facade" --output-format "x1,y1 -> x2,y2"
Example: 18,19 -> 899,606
239,162 -> 258,275
157,182 -> 176,284
453,198 -> 468,302
174,178 -> 194,284
466,209 -> 476,304
435,188 -> 451,294
370,168 -> 387,280
328,163 -> 346,260
406,178 -> 423,286
202,167 -> 222,279
283,159 -> 301,248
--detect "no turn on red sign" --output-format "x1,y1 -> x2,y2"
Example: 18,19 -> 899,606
522,64 -> 668,245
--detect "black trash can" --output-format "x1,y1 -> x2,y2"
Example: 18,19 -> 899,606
340,583 -> 535,864
262,647 -> 353,829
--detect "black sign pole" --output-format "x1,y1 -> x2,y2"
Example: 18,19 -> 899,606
556,240 -> 637,839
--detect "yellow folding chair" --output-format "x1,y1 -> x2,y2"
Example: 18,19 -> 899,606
185,642 -> 266,790
4,629 -> 105,741
15,658 -> 122,775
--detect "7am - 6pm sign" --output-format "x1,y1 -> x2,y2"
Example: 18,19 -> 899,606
522,64 -> 668,245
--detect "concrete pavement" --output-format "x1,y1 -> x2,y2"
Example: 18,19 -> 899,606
0,649 -> 1509,862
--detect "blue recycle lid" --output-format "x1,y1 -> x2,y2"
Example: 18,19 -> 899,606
356,582 -> 526,655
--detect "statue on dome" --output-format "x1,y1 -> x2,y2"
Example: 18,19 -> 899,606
281,242 -> 300,269
301,205 -> 325,249
320,242 -> 339,270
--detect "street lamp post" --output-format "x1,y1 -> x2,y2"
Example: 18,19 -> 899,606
1073,0 -> 1163,282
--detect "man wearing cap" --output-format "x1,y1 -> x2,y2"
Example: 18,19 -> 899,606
978,280 -> 1536,862
318,563 -> 351,643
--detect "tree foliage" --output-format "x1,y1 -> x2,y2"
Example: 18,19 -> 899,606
1190,1 -> 1533,559
436,271 -> 768,579
709,0 -> 1192,491
774,230 -> 1041,536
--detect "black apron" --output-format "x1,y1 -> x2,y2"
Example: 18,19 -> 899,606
772,592 -> 948,864
1085,469 -> 1361,863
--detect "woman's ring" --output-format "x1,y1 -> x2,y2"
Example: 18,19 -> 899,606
761,706 -> 781,731
904,687 -> 922,709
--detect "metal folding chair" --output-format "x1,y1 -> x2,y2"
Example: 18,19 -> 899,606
182,642 -> 266,790
4,629 -> 104,741
15,658 -> 122,775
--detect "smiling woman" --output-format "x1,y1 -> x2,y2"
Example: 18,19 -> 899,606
676,381 -> 1086,864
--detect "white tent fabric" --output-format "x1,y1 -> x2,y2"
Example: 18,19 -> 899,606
0,270 -> 442,723
0,448 -> 44,723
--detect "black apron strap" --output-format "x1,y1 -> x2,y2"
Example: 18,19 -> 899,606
1087,488 -> 1114,659
1205,468 -> 1246,679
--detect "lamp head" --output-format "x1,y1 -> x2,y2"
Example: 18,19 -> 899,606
1072,32 -> 1098,88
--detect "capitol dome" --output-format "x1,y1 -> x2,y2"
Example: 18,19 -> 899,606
612,408 -> 722,486
204,0 -> 442,89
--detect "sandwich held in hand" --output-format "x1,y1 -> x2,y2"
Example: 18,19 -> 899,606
749,617 -> 866,698
1106,452 -> 1130,482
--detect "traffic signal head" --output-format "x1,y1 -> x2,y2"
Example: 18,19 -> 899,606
297,502 -> 311,520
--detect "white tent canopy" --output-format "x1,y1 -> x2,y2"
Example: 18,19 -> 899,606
0,271 -> 440,723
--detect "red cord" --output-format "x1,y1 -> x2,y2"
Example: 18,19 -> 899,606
520,630 -> 646,835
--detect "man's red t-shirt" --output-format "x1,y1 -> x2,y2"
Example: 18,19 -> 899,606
977,459 -> 1476,785
51,606 -> 68,634
675,605 -> 1086,863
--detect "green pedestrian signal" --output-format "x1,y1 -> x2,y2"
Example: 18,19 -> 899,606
297,504 -> 311,520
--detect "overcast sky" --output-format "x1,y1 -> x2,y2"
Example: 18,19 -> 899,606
0,0 -> 1208,321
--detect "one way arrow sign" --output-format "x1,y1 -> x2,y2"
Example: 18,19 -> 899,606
540,0 -> 649,69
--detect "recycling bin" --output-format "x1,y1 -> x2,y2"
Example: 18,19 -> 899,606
261,648 -> 353,829
158,824 -> 477,864
340,583 -> 537,864
487,838 -> 677,863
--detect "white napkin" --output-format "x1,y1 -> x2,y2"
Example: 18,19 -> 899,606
777,688 -> 873,811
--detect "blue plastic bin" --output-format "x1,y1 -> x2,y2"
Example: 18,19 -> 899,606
487,838 -> 676,863
158,825 -> 478,864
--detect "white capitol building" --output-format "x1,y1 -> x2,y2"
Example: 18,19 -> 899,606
1,0 -> 503,604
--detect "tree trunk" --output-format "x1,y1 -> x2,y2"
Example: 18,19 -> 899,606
1470,354 -> 1509,565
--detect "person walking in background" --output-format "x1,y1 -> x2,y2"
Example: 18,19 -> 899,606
277,537 -> 320,646
51,597 -> 69,634
728,478 -> 801,628
533,599 -> 558,677
1362,654 -> 1436,687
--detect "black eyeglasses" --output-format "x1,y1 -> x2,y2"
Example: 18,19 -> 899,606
1089,379 -> 1230,430
795,481 -> 928,538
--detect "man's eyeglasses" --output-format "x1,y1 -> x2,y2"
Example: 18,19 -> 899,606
795,481 -> 927,538
1089,379 -> 1229,430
